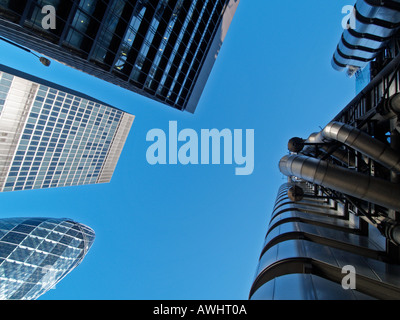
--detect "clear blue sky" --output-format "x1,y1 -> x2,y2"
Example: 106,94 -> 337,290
0,0 -> 356,299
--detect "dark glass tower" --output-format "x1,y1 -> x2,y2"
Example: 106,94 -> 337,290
0,217 -> 95,300
0,0 -> 240,112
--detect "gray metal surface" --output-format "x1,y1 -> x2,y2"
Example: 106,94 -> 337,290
332,0 -> 400,72
279,154 -> 400,211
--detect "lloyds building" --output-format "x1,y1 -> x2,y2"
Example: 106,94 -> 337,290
250,0 -> 400,299
0,0 -> 239,113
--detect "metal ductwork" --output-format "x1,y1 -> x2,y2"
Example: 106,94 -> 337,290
293,121 -> 400,174
279,154 -> 400,212
323,121 -> 400,173
287,185 -> 305,202
332,0 -> 400,73
388,92 -> 400,114
296,132 -> 358,168
381,218 -> 400,245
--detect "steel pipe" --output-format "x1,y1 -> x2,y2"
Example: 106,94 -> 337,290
279,154 -> 400,212
296,121 -> 400,174
322,122 -> 400,174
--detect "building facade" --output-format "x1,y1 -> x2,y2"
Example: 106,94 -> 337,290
0,217 -> 95,300
250,0 -> 400,299
0,64 -> 134,192
0,0 -> 240,113
249,181 -> 400,300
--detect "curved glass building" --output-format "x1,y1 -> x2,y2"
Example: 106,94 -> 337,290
0,217 -> 95,300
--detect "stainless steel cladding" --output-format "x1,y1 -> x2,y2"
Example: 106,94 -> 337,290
332,0 -> 400,72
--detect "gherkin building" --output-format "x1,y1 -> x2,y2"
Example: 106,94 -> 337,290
0,217 -> 95,300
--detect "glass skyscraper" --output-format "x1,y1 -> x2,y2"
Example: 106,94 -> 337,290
0,0 -> 240,112
0,64 -> 134,192
0,217 -> 95,300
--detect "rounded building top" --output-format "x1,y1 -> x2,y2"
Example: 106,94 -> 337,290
0,217 -> 95,300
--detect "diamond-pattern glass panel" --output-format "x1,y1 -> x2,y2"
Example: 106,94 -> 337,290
0,217 -> 95,300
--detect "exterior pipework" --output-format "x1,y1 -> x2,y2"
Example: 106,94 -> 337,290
332,0 -> 400,72
299,132 -> 357,168
279,154 -> 400,212
300,121 -> 400,174
388,92 -> 400,114
322,122 -> 400,174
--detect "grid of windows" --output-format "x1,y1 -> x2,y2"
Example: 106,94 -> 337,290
0,68 -> 134,192
3,85 -> 122,191
0,0 -> 236,111
0,217 -> 95,300
0,72 -> 13,116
